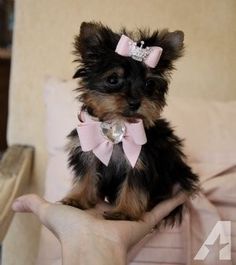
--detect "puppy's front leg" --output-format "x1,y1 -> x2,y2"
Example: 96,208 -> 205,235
61,171 -> 99,210
103,169 -> 149,221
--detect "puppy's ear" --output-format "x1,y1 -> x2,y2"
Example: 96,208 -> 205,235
73,22 -> 118,64
73,22 -> 106,78
75,22 -> 102,57
156,30 -> 184,72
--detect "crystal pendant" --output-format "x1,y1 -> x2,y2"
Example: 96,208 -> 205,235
100,120 -> 126,144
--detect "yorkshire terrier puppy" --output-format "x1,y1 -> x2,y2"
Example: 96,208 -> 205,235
62,22 -> 199,223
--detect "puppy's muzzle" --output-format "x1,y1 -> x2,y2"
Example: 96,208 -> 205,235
128,99 -> 141,111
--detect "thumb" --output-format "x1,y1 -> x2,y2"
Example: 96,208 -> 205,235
12,194 -> 52,227
143,191 -> 187,229
12,194 -> 82,240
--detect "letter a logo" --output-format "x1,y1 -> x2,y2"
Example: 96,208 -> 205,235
194,221 -> 231,260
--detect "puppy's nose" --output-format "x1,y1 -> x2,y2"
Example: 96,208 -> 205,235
128,99 -> 141,111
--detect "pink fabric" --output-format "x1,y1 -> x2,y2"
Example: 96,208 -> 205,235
115,34 -> 163,68
77,111 -> 147,167
37,77 -> 236,265
129,166 -> 236,265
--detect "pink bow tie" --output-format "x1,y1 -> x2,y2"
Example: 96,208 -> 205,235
115,34 -> 163,68
76,111 -> 147,168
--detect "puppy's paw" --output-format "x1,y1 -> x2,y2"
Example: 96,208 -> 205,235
103,210 -> 139,221
61,197 -> 88,210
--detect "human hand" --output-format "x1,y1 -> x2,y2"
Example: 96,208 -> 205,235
12,192 -> 187,265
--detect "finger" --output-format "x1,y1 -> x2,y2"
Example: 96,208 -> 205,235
12,194 -> 89,241
143,192 -> 187,229
12,194 -> 69,238
12,194 -> 54,227
12,194 -> 49,215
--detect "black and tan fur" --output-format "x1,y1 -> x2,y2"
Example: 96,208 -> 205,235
62,22 -> 199,223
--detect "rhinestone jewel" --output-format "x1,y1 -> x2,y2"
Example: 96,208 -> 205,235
100,120 -> 126,144
129,40 -> 152,62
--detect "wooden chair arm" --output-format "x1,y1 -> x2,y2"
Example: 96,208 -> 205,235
0,145 -> 34,242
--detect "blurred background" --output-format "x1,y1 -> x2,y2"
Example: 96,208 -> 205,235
0,0 -> 13,261
0,0 -> 13,155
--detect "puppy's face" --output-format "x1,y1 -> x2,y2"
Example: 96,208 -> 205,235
73,22 -> 184,127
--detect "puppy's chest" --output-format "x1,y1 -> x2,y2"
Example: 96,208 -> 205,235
109,143 -> 130,170
76,132 -> 159,170
101,138 -> 154,173
70,120 -> 171,174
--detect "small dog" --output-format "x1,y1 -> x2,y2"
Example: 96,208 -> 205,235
62,22 -> 199,223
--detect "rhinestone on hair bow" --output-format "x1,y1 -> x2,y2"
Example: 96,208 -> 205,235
115,34 -> 163,68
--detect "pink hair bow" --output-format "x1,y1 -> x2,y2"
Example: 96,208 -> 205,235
115,34 -> 163,68
76,111 -> 147,168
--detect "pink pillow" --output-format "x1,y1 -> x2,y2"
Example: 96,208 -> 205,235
44,76 -> 80,155
163,97 -> 236,179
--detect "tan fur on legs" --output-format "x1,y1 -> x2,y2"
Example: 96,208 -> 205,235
103,178 -> 148,220
61,172 -> 99,209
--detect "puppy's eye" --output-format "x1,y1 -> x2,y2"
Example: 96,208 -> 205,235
145,79 -> 156,95
145,79 -> 156,90
106,73 -> 119,85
